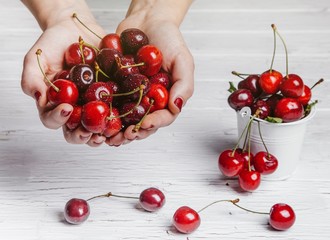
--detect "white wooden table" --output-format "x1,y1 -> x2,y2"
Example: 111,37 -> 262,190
1,0 -> 330,239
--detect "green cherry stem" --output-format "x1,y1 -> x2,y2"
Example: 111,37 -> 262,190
272,24 -> 289,78
269,24 -> 277,73
257,121 -> 270,158
72,13 -> 102,40
35,49 -> 59,92
86,192 -> 139,202
133,99 -> 154,132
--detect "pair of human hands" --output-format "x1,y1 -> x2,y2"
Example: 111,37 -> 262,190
21,8 -> 194,147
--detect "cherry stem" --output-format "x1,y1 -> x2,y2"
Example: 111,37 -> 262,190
231,200 -> 269,215
269,24 -> 277,73
86,192 -> 139,202
72,13 -> 102,40
133,99 -> 154,132
231,71 -> 259,79
246,120 -> 253,171
115,56 -> 145,69
272,24 -> 289,77
94,62 -> 110,82
107,85 -> 145,121
227,81 -> 237,93
78,36 -> 86,64
101,86 -> 140,99
35,49 -> 59,92
257,121 -> 270,157
311,78 -> 324,90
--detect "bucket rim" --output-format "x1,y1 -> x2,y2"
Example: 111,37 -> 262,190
237,105 -> 316,127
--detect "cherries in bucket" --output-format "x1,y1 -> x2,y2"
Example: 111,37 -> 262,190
36,13 -> 171,138
219,24 -> 322,189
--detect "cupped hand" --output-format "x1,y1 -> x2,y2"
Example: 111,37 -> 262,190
108,16 -> 194,146
21,16 -> 108,147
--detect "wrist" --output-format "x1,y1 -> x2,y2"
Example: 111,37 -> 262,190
22,0 -> 97,31
126,0 -> 192,27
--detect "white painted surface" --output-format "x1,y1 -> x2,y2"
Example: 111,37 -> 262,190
0,0 -> 329,239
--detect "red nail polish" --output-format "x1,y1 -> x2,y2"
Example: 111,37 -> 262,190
174,97 -> 183,112
34,91 -> 41,101
61,110 -> 71,117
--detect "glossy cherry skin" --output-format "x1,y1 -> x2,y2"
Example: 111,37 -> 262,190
102,108 -> 122,138
84,82 -> 113,104
280,74 -> 304,98
253,151 -> 278,175
274,98 -> 304,122
99,33 -> 123,53
120,73 -> 150,101
120,28 -> 149,55
114,55 -> 140,81
81,101 -> 109,133
265,94 -> 283,116
141,83 -> 169,113
139,187 -> 166,212
269,203 -> 296,230
238,169 -> 261,191
64,198 -> 90,225
238,74 -> 262,97
47,79 -> 79,106
149,72 -> 171,89
65,42 -> 96,68
259,69 -> 283,94
96,48 -> 123,76
135,45 -> 163,77
251,99 -> 271,119
120,102 -> 147,128
173,206 -> 201,234
66,105 -> 82,130
218,149 -> 244,177
236,148 -> 254,170
227,89 -> 254,111
69,64 -> 95,93
54,69 -> 70,81
297,85 -> 311,106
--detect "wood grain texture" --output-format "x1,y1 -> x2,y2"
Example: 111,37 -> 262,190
0,0 -> 329,239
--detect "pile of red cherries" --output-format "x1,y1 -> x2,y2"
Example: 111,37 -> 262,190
37,27 -> 171,137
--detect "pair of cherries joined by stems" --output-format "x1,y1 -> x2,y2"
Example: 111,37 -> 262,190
36,13 -> 171,138
64,188 -> 295,233
227,24 -> 322,123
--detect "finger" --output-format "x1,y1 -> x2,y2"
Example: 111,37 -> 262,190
63,125 -> 92,144
137,109 -> 176,130
167,49 -> 195,114
106,132 -> 126,147
39,103 -> 74,129
86,134 -> 106,147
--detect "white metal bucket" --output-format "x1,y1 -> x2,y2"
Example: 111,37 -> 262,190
236,106 -> 316,180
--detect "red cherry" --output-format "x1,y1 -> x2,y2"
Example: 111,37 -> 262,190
120,28 -> 149,55
64,198 -> 90,224
66,105 -> 82,130
114,55 -> 140,81
64,41 -> 96,68
99,33 -> 123,53
172,206 -> 201,234
54,69 -> 70,81
96,48 -> 123,77
259,69 -> 283,94
280,74 -> 304,98
149,72 -> 171,89
274,98 -> 304,122
227,89 -> 254,111
84,82 -> 113,104
253,151 -> 278,175
47,79 -> 79,106
218,150 -> 244,177
102,108 -> 122,138
296,85 -> 311,106
238,169 -> 261,191
135,45 -> 163,77
265,94 -> 283,116
139,187 -> 166,212
81,101 -> 109,133
269,203 -> 296,230
236,148 -> 254,170
251,99 -> 271,119
142,83 -> 169,113
237,74 -> 262,98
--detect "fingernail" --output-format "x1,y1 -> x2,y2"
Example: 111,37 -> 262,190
174,97 -> 183,112
61,110 -> 71,117
34,91 -> 41,102
80,135 -> 91,141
